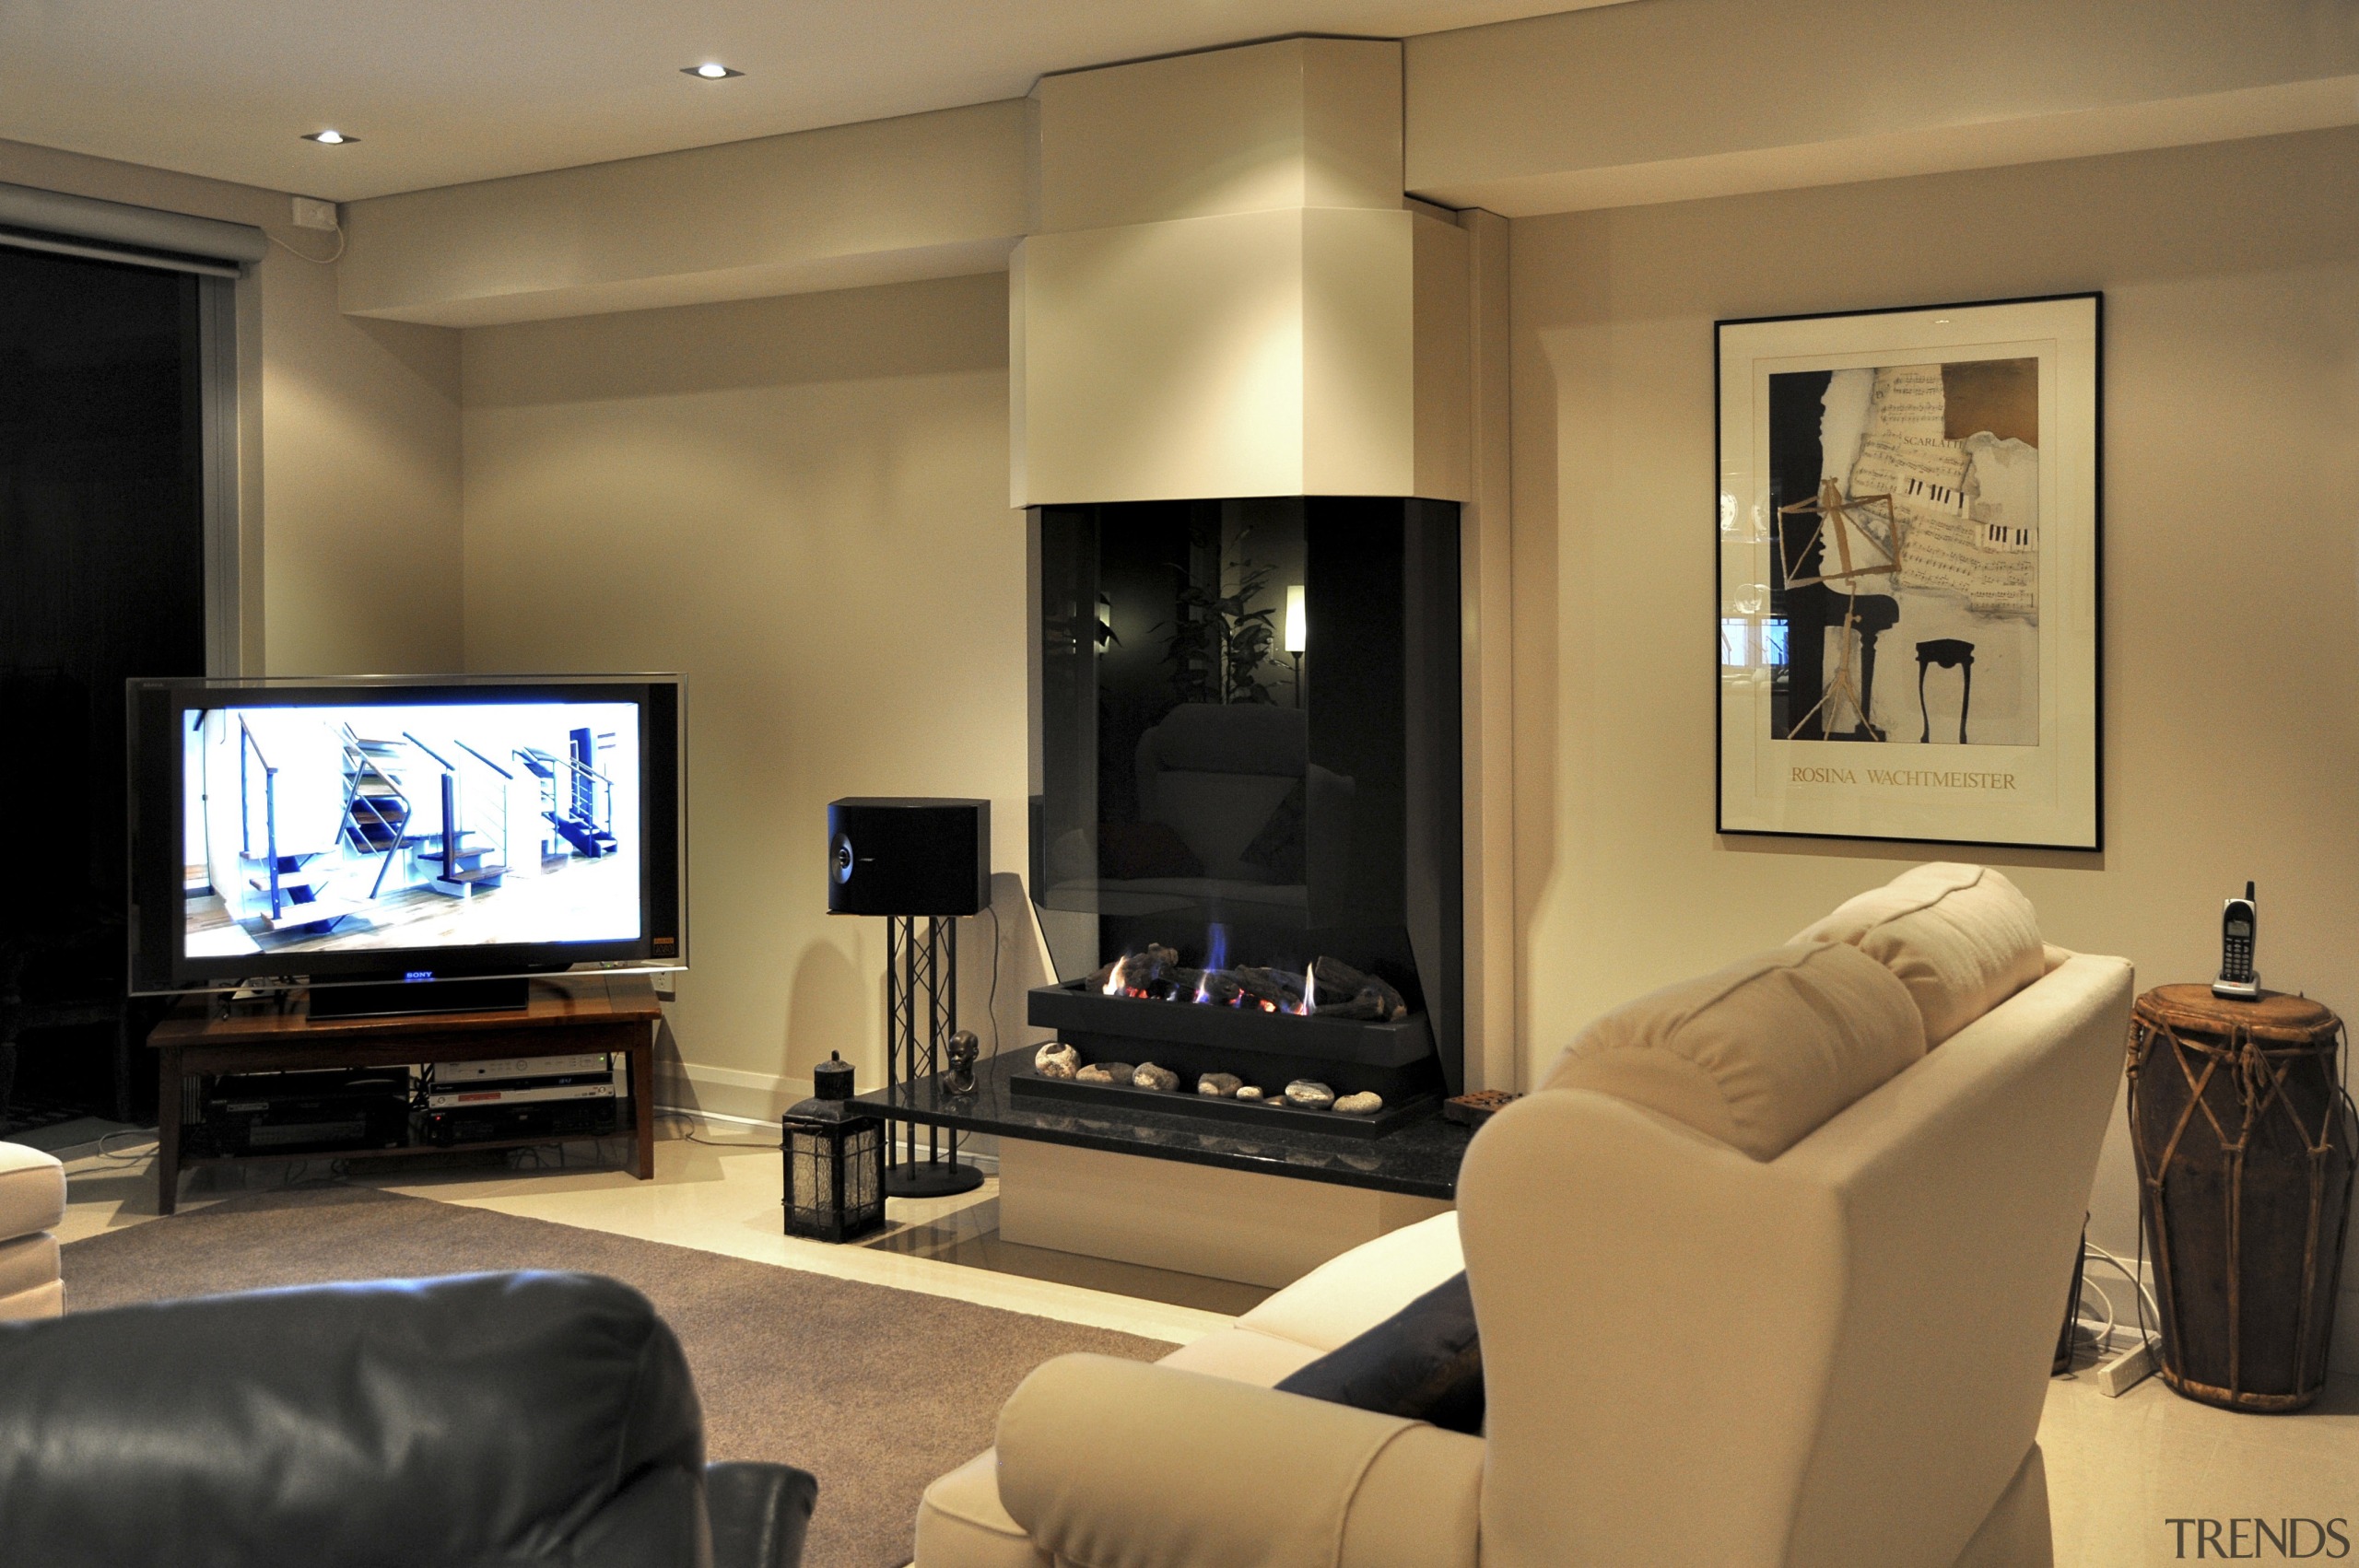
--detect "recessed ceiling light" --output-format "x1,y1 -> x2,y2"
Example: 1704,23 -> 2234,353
683,63 -> 743,79
301,130 -> 358,145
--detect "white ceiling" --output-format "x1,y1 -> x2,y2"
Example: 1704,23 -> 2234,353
0,1 -> 1618,203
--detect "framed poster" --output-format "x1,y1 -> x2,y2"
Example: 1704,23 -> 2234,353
1715,293 -> 2101,849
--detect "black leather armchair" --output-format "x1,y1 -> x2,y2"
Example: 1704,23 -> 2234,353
0,1270 -> 815,1568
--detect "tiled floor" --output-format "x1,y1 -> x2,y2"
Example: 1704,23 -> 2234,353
53,1128 -> 1237,1344
53,1126 -> 2359,1567
2041,1357 -> 2358,1567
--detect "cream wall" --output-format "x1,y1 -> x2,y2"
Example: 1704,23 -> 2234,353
0,137 -> 463,675
1508,127 -> 2359,1307
459,274 -> 1028,1118
259,254 -> 463,674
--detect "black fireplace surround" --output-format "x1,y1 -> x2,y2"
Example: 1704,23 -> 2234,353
1028,497 -> 1462,1130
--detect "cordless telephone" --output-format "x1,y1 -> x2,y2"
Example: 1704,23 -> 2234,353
2212,882 -> 2259,1000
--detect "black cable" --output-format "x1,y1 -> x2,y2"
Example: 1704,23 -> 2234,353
97,1130 -> 159,1164
2127,1069 -> 2159,1357
982,902 -> 1003,1054
2133,1220 -> 2154,1353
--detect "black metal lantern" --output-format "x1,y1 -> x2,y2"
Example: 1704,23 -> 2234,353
782,1052 -> 886,1243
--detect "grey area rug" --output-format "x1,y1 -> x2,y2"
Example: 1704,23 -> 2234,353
63,1187 -> 1170,1568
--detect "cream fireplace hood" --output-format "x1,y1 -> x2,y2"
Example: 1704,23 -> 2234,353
1011,38 -> 1473,508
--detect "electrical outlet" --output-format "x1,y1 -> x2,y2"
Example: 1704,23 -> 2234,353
651,970 -> 676,1000
290,196 -> 340,232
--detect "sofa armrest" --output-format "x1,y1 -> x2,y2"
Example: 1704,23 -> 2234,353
1459,1093 -> 1848,1568
997,1354 -> 1481,1568
0,1142 -> 65,1242
706,1462 -> 817,1568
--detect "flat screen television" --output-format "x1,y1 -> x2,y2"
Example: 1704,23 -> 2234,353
128,675 -> 684,1006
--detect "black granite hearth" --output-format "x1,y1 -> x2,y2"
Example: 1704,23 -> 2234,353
851,1048 -> 1471,1201
1010,1063 -> 1436,1139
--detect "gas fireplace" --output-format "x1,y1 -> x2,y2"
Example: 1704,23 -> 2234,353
1027,497 -> 1461,1135
1093,941 -> 1407,1020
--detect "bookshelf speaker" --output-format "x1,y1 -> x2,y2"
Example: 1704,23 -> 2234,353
826,798 -> 991,917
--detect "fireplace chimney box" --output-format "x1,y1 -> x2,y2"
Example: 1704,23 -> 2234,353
1033,38 -> 1403,235
1011,38 -> 1473,508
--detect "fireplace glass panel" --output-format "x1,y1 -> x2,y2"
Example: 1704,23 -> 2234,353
1030,497 -> 1462,1089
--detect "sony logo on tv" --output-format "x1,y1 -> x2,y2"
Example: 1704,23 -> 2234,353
2166,1518 -> 2351,1559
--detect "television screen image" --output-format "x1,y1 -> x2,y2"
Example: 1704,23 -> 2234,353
182,700 -> 643,960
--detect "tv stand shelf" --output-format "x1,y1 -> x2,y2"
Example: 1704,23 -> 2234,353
147,975 -> 662,1215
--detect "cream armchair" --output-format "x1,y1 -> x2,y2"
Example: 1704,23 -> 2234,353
916,942 -> 2133,1568
0,1141 -> 67,1320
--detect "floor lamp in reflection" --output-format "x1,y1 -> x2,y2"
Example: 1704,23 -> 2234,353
1285,583 -> 1308,708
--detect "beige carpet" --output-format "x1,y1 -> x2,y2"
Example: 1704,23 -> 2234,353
62,1187 -> 1171,1568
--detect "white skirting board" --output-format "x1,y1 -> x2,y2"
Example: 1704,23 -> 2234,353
656,1059 -> 805,1124
997,1139 -> 1450,1289
652,1101 -> 1002,1171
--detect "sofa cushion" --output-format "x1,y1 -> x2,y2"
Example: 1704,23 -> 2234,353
1156,1326 -> 1329,1387
0,1234 -> 58,1302
1543,943 -> 1925,1160
1793,863 -> 2046,1046
1275,1272 -> 1484,1435
1239,779 -> 1309,882
1237,1211 -> 1464,1352
0,1143 -> 66,1239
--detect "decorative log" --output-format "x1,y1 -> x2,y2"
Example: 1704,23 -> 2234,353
1312,956 -> 1408,1021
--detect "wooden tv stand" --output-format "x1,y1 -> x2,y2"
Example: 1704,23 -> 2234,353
148,975 -> 662,1215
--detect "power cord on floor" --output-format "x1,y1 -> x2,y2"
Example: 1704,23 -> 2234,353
653,1106 -> 780,1151
274,1159 -> 352,1188
2083,1237 -> 2160,1352
2071,1280 -> 2118,1359
510,1139 -> 616,1171
96,1130 -> 160,1164
2057,1238 -> 2162,1370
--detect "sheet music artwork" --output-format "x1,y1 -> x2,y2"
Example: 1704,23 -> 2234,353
1764,357 -> 2040,746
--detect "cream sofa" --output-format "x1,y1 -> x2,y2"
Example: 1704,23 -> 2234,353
0,1141 -> 67,1320
914,866 -> 2133,1568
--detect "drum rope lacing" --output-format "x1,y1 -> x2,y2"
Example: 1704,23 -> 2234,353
2126,1004 -> 2353,1402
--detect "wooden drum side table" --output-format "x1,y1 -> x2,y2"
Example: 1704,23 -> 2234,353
2127,985 -> 2355,1411
148,975 -> 662,1215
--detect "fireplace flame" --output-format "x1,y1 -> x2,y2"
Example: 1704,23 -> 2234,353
1094,938 -> 1340,1018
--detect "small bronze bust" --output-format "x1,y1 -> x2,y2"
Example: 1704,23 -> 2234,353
945,1030 -> 980,1095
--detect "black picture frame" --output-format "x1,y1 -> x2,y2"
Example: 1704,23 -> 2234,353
1713,293 -> 2103,850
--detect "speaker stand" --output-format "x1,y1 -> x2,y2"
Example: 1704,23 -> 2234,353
882,914 -> 984,1199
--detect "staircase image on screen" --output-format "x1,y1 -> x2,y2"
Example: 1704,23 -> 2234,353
520,728 -> 620,862
184,702 -> 640,961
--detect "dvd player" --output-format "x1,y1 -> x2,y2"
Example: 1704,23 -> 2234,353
200,1069 -> 411,1157
424,1098 -> 622,1147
